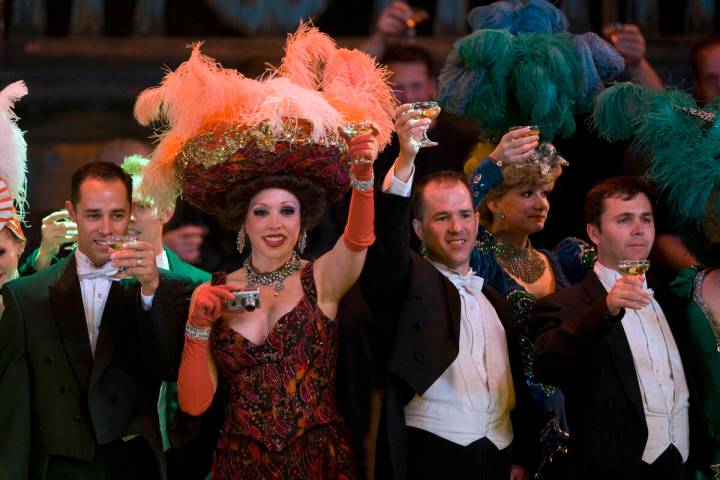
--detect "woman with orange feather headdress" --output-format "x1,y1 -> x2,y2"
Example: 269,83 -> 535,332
0,81 -> 28,315
135,24 -> 395,478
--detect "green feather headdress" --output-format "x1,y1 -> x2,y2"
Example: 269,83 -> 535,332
592,82 -> 720,264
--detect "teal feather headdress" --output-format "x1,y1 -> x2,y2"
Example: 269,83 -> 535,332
592,82 -> 720,264
437,0 -> 624,142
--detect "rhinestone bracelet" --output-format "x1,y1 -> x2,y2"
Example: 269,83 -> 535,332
185,323 -> 211,341
350,174 -> 374,192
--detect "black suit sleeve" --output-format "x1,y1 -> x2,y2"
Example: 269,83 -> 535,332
361,191 -> 412,307
139,276 -> 194,381
531,291 -> 623,387
0,285 -> 31,479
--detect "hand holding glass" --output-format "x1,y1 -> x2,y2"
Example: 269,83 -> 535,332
105,234 -> 138,279
340,121 -> 378,165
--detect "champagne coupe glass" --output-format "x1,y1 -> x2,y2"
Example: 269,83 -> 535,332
340,121 -> 377,164
411,101 -> 441,148
406,7 -> 430,41
618,259 -> 650,277
509,125 -> 540,138
602,22 -> 624,42
104,234 -> 138,279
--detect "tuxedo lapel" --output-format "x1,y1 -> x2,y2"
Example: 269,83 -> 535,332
583,272 -> 645,421
90,281 -> 134,389
50,256 -> 93,392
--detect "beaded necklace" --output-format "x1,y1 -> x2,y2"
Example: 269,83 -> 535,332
244,251 -> 302,296
494,238 -> 546,284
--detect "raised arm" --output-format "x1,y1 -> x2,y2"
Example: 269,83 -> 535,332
315,131 -> 379,307
470,127 -> 538,207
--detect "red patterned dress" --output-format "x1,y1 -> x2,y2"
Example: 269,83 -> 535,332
209,262 -> 359,479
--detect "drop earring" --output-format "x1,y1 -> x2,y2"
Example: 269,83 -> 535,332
297,228 -> 307,254
236,225 -> 246,253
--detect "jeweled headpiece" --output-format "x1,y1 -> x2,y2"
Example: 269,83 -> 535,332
437,0 -> 624,141
135,24 -> 396,216
512,142 -> 568,177
0,81 -> 28,243
592,82 -> 720,264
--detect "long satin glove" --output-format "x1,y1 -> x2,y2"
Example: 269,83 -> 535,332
177,284 -> 235,416
342,161 -> 375,252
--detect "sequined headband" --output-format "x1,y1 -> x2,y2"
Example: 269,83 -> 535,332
507,142 -> 568,177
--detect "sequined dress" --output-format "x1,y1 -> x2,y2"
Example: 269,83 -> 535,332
209,262 -> 359,479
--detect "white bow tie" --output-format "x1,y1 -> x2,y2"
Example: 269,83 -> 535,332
448,273 -> 485,297
76,262 -> 119,281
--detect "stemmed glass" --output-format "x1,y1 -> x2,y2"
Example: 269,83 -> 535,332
406,7 -> 430,41
617,259 -> 650,277
509,125 -> 540,138
411,101 -> 441,148
340,121 -> 378,164
104,234 -> 138,279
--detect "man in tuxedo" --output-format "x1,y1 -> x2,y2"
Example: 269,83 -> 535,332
0,161 -> 193,479
362,106 -> 533,480
531,176 -> 706,480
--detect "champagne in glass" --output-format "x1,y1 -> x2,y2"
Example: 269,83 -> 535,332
602,22 -> 624,42
509,125 -> 540,138
406,7 -> 430,41
618,259 -> 650,277
105,234 -> 138,279
411,101 -> 441,148
340,121 -> 377,164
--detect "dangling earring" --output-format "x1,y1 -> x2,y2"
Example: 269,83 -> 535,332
297,228 -> 307,254
236,225 -> 247,253
495,211 -> 506,226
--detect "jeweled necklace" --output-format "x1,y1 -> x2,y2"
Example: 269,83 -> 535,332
244,251 -> 301,296
494,238 -> 546,284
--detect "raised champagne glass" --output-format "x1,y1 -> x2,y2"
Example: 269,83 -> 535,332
406,7 -> 430,41
509,125 -> 540,138
340,121 -> 377,164
618,259 -> 650,277
105,234 -> 138,279
411,101 -> 441,148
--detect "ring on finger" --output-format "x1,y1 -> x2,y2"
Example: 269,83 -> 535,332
136,258 -> 142,267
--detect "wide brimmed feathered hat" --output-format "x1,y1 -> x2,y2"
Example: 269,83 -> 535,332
0,81 -> 28,243
437,0 -> 624,141
135,24 -> 396,216
592,82 -> 720,265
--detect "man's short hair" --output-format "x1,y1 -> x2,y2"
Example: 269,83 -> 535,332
70,161 -> 133,206
585,176 -> 656,228
412,170 -> 473,221
380,44 -> 435,76
691,36 -> 720,78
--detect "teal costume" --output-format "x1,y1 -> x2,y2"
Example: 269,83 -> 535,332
670,267 -> 720,479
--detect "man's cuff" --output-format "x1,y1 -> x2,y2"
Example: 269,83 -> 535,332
140,293 -> 154,311
382,164 -> 415,197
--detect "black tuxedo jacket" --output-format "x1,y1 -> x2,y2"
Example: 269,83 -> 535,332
0,254 -> 194,479
361,191 -> 535,480
531,270 -> 708,479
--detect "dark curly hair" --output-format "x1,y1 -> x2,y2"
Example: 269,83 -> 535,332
217,174 -> 327,233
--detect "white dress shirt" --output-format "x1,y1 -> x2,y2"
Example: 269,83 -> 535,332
594,262 -> 690,463
75,250 -> 114,355
384,164 -> 515,447
75,249 -> 157,355
404,261 -> 515,447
